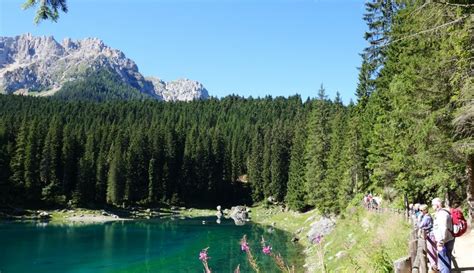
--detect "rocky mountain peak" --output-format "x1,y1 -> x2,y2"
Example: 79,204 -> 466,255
0,34 -> 209,101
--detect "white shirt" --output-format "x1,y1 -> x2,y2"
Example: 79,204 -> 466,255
433,208 -> 454,244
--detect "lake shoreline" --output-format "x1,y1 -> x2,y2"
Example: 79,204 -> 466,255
0,206 -> 217,223
249,205 -> 321,272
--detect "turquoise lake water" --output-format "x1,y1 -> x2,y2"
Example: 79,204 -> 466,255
0,217 -> 303,273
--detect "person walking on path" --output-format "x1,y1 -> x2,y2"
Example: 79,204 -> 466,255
432,197 -> 455,273
418,204 -> 437,270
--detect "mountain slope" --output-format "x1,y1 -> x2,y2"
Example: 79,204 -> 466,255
54,69 -> 152,102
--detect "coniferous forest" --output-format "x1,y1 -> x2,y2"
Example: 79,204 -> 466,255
0,0 -> 472,216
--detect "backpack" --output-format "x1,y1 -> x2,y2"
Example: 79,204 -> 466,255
450,208 -> 468,237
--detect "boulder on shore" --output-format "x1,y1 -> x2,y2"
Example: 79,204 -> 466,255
229,206 -> 249,226
38,211 -> 51,219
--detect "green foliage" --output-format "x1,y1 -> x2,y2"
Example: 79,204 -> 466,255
0,94 -> 305,208
22,0 -> 68,24
304,85 -> 332,209
55,69 -> 151,102
370,247 -> 393,273
321,206 -> 410,272
363,1 -> 472,203
4,0 -> 472,214
285,119 -> 308,211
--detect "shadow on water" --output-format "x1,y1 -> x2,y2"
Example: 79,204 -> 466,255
0,217 -> 304,273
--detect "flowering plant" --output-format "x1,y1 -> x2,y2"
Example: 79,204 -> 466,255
199,247 -> 212,273
199,235 -> 295,273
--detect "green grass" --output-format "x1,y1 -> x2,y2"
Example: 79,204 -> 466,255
251,205 -> 411,273
310,207 -> 410,272
250,205 -> 320,270
251,205 -> 320,235
175,208 -> 216,217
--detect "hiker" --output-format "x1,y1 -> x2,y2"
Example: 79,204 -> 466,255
432,197 -> 455,273
373,196 -> 382,211
418,204 -> 437,270
412,203 -> 421,226
367,193 -> 373,210
450,203 -> 467,237
363,195 -> 369,209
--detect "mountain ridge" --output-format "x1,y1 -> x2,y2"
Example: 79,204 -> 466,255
0,33 -> 209,101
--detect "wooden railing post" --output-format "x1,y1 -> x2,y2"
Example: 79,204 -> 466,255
418,230 -> 428,273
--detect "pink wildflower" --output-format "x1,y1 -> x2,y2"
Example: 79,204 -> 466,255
313,234 -> 323,244
262,245 -> 272,255
241,242 -> 250,252
199,249 -> 209,262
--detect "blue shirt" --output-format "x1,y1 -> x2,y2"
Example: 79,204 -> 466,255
418,213 -> 433,232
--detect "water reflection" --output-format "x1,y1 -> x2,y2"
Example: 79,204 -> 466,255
0,217 -> 304,273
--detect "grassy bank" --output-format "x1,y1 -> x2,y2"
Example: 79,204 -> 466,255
250,206 -> 321,270
318,207 -> 410,272
251,205 -> 411,272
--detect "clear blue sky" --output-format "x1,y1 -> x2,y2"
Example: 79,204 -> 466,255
1,0 -> 367,103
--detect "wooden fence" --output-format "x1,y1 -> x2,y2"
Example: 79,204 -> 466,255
394,224 -> 430,273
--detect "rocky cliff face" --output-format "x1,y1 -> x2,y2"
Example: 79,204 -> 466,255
147,77 -> 209,102
0,34 -> 209,101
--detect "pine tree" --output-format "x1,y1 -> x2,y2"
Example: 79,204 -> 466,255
40,119 -> 64,204
248,128 -> 264,202
286,119 -> 308,211
148,158 -> 159,204
75,132 -> 96,206
24,120 -> 41,204
124,131 -> 148,203
61,124 -> 79,201
262,128 -> 273,199
0,121 -> 12,204
10,120 -> 28,197
363,0 -> 398,79
304,85 -> 332,207
107,141 -> 124,206
95,135 -> 108,205
322,93 -> 347,213
355,55 -> 374,108
270,123 -> 290,202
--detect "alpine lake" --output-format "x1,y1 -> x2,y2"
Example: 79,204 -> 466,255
0,216 -> 304,273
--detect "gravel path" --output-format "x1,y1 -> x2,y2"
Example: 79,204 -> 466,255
452,227 -> 474,272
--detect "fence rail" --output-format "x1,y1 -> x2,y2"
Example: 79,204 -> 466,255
394,221 -> 429,273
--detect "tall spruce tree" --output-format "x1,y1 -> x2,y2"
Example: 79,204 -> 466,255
24,120 -> 41,204
40,119 -> 63,204
248,128 -> 264,202
286,119 -> 308,211
304,85 -> 332,207
322,93 -> 347,213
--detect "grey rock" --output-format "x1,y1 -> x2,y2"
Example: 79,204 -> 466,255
229,206 -> 249,226
147,77 -> 208,102
38,211 -> 50,218
0,34 -> 209,101
307,216 -> 336,244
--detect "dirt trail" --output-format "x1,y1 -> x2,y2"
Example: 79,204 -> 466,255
452,226 -> 474,272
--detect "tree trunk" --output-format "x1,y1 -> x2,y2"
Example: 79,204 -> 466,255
467,154 -> 474,225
